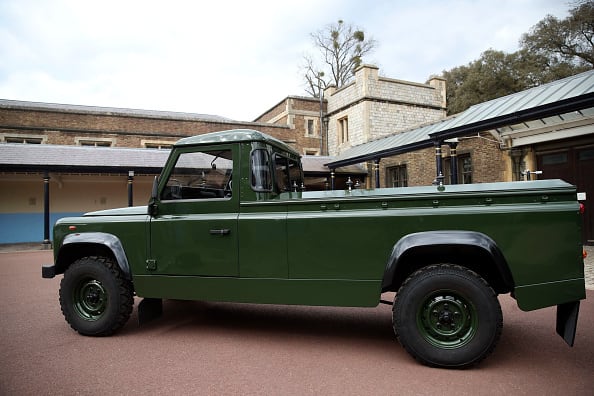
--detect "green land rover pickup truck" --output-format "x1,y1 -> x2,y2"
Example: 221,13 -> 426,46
42,129 -> 587,368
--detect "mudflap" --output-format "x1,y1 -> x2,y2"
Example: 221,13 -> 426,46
138,298 -> 163,325
556,301 -> 580,346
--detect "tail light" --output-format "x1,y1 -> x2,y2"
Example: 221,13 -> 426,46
579,203 -> 585,214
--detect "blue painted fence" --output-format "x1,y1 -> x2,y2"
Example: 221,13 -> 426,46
0,213 -> 83,244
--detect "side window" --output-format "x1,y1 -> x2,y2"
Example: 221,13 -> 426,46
274,154 -> 303,192
338,117 -> 349,144
251,149 -> 272,191
460,154 -> 472,184
161,149 -> 233,200
443,154 -> 472,184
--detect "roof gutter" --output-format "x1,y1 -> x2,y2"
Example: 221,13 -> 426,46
0,164 -> 163,174
326,139 -> 434,169
429,92 -> 594,141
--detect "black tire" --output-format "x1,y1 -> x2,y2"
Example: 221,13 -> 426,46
393,264 -> 502,368
59,256 -> 133,336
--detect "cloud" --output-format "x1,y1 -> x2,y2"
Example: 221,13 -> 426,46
362,0 -> 570,80
0,0 -> 573,121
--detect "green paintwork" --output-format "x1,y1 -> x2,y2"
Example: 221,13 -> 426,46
175,129 -> 300,157
52,129 -> 586,314
72,278 -> 107,321
133,276 -> 380,307
417,289 -> 477,349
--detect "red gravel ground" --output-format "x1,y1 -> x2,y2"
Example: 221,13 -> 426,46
1,250 -> 593,395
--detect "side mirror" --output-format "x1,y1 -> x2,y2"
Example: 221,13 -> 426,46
148,176 -> 159,217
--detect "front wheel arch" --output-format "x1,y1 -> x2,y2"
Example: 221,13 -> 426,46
55,233 -> 131,280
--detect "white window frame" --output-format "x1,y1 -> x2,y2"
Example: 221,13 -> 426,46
141,139 -> 176,149
1,133 -> 47,144
304,117 -> 318,137
75,137 -> 115,147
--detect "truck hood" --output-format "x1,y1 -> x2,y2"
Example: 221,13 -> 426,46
84,206 -> 148,217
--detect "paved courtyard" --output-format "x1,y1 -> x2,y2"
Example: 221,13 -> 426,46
0,250 -> 593,395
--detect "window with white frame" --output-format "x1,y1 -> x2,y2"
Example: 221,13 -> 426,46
1,133 -> 46,144
386,164 -> 408,187
75,137 -> 115,147
305,118 -> 316,137
142,140 -> 175,149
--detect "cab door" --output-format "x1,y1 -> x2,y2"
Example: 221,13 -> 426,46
149,145 -> 238,276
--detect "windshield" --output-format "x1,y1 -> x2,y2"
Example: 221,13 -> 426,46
161,149 -> 233,200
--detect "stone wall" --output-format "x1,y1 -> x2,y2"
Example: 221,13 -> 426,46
325,65 -> 447,156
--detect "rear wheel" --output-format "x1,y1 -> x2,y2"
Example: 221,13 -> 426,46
59,256 -> 133,336
393,264 -> 502,368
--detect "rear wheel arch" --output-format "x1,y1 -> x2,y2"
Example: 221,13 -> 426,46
382,231 -> 514,294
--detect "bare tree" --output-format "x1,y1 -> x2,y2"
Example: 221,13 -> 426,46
302,20 -> 376,97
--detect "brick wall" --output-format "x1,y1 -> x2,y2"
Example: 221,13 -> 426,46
378,131 -> 504,187
291,97 -> 323,113
0,105 -> 299,149
456,132 -> 505,183
253,99 -> 287,123
253,96 -> 327,155
380,148 -> 436,187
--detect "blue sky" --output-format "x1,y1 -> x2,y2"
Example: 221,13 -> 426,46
0,0 -> 571,121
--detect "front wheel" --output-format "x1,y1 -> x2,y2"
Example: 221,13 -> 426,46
393,264 -> 502,368
59,256 -> 133,336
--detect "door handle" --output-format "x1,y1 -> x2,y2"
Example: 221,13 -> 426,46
209,229 -> 231,235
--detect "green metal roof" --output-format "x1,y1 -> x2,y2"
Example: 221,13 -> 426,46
327,70 -> 594,168
175,129 -> 300,156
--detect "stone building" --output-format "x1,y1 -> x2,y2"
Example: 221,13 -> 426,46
255,64 -> 447,188
324,64 -> 446,156
253,65 -> 447,158
327,70 -> 594,243
254,96 -> 326,156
